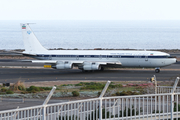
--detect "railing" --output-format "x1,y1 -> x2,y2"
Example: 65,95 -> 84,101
156,86 -> 180,93
0,77 -> 180,120
1,93 -> 180,120
154,76 -> 180,94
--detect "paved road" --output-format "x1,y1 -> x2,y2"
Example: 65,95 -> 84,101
0,67 -> 179,83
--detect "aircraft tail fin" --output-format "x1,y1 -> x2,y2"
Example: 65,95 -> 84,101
20,23 -> 48,53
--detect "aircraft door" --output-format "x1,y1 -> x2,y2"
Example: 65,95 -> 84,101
76,55 -> 79,60
99,55 -> 102,59
145,56 -> 148,61
49,55 -> 52,60
106,55 -> 109,59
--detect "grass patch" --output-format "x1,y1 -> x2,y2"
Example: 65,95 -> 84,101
1,87 -> 8,92
61,84 -> 73,86
80,82 -> 105,90
39,87 -> 52,90
6,90 -> 14,94
78,82 -> 123,90
26,86 -> 53,93
116,86 -> 142,91
72,91 -> 80,97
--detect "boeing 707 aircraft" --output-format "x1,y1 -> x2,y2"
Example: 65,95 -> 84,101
20,23 -> 176,73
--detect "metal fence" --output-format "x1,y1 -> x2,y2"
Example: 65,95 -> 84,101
1,93 -> 180,120
156,86 -> 180,94
0,77 -> 180,120
156,77 -> 180,94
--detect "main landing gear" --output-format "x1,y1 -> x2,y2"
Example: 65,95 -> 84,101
155,68 -> 160,73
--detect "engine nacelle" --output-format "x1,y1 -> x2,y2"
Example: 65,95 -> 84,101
52,62 -> 73,69
83,63 -> 101,70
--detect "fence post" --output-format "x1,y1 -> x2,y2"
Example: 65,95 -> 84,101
99,98 -> 103,120
42,86 -> 56,120
154,75 -> 157,94
171,94 -> 174,120
43,105 -> 46,120
99,81 -> 111,120
43,86 -> 56,105
170,77 -> 179,119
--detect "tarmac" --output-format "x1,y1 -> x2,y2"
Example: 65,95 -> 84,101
0,61 -> 179,83
0,98 -> 68,111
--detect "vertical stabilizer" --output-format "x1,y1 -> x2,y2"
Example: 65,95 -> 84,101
20,23 -> 47,53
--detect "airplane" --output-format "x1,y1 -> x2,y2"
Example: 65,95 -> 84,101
20,23 -> 177,73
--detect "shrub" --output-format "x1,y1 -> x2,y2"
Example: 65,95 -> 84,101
174,102 -> 180,112
75,82 -> 85,86
119,105 -> 141,117
39,87 -> 52,90
80,82 -> 105,90
31,90 -> 37,93
1,87 -> 8,92
72,91 -> 79,97
98,91 -> 101,97
39,88 -> 44,91
86,108 -> 113,120
6,90 -> 14,94
78,82 -> 122,90
21,91 -> 28,94
18,85 -> 26,91
11,81 -> 25,91
114,91 -> 139,96
109,83 -> 123,89
26,86 -> 40,92
61,84 -> 73,86
115,92 -> 121,96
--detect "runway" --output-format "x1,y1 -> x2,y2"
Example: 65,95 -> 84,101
0,58 -> 180,83
0,67 -> 179,83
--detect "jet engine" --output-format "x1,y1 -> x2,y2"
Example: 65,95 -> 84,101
82,62 -> 101,70
52,62 -> 73,69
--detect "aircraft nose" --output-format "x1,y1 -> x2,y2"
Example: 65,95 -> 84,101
172,58 -> 177,64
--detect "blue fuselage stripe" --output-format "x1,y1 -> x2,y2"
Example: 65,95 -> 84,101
36,54 -> 168,58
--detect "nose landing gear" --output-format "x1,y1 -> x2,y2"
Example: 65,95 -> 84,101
155,68 -> 160,73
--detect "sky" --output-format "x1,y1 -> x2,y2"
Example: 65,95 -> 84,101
0,0 -> 180,20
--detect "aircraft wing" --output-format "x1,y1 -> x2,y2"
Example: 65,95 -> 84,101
31,60 -> 121,65
32,60 -> 58,64
21,60 -> 122,70
31,60 -> 84,64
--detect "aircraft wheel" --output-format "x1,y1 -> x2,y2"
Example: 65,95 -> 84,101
100,67 -> 104,71
155,69 -> 160,73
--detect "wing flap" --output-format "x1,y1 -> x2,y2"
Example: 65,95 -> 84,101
32,60 -> 57,64
96,61 -> 121,65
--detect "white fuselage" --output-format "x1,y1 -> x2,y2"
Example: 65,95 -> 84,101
32,50 -> 176,68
